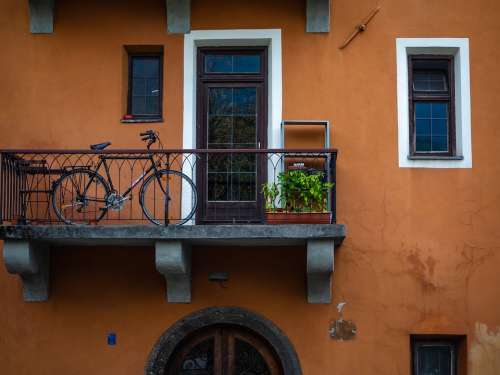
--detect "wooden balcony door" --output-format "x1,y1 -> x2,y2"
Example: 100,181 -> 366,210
196,47 -> 268,224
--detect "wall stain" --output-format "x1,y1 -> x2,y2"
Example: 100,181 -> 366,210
470,323 -> 500,375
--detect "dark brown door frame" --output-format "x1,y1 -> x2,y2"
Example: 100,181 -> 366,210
196,47 -> 268,224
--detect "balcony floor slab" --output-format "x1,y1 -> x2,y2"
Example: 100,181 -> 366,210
0,224 -> 345,247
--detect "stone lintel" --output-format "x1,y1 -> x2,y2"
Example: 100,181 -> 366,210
3,240 -> 50,301
306,0 -> 331,33
155,240 -> 192,303
307,239 -> 334,303
28,0 -> 55,34
166,0 -> 191,34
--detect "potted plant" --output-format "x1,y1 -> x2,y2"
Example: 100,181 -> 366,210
262,169 -> 334,224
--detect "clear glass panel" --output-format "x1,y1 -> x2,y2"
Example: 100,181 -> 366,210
132,78 -> 146,96
417,345 -> 452,375
205,54 -> 261,73
131,96 -> 146,115
413,71 -> 447,92
205,55 -> 233,73
146,96 -> 160,115
208,173 -> 229,201
416,135 -> 431,152
180,338 -> 215,375
207,87 -> 258,202
208,116 -> 232,147
209,88 -> 233,115
233,338 -> 271,375
233,55 -> 261,73
133,57 -> 160,78
233,116 -> 256,146
414,102 -> 449,152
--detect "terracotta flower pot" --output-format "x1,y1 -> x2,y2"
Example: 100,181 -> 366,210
265,210 -> 332,224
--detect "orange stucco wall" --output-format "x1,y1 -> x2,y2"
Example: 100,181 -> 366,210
2,0 -> 500,374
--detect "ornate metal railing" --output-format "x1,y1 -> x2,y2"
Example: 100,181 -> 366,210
0,149 -> 337,225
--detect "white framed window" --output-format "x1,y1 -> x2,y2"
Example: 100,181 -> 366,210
396,38 -> 472,168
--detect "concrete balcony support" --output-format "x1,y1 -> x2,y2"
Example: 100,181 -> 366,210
306,0 -> 331,33
28,0 -> 55,33
155,241 -> 192,303
166,0 -> 190,34
307,239 -> 334,303
3,240 -> 50,301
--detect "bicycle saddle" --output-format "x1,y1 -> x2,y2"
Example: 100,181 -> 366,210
90,142 -> 111,151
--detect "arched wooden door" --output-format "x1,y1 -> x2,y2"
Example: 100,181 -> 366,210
166,326 -> 282,375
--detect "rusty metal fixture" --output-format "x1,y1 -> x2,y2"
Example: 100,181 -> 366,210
339,6 -> 381,50
329,319 -> 357,341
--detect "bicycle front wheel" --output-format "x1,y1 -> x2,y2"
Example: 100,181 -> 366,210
140,169 -> 197,225
52,169 -> 110,225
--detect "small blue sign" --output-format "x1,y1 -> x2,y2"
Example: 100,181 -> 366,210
107,332 -> 117,346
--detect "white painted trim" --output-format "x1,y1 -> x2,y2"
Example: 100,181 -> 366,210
182,29 -> 283,222
396,38 -> 472,168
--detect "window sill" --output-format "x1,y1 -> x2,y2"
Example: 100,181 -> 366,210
121,118 -> 163,124
407,155 -> 464,161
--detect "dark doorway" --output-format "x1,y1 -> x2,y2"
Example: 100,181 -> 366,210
196,47 -> 268,223
166,326 -> 282,375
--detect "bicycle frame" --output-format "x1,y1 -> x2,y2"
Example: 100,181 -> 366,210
81,154 -> 163,202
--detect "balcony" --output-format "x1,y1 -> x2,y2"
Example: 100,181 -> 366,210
0,148 -> 345,304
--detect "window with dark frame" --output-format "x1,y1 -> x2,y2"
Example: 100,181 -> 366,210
409,55 -> 455,157
412,337 -> 460,375
126,53 -> 163,121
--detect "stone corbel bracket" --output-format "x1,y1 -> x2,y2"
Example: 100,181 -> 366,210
306,0 -> 331,33
166,0 -> 191,34
29,0 -> 55,34
307,239 -> 335,303
155,241 -> 192,303
3,240 -> 50,301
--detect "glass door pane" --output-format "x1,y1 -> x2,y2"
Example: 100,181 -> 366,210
207,87 -> 258,203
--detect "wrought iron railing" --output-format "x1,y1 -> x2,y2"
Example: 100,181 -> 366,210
0,149 -> 337,225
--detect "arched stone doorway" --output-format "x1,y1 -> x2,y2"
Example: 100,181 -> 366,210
145,307 -> 302,375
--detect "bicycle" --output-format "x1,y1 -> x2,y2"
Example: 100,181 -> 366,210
51,130 -> 197,225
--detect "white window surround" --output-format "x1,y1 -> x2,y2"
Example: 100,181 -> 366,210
396,38 -> 472,168
181,29 -> 282,222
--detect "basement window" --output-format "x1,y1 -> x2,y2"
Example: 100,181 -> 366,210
122,46 -> 163,123
411,335 -> 466,375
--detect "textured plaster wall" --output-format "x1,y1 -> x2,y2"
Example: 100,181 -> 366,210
1,0 -> 500,374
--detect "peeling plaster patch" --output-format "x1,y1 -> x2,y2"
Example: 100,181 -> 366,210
470,323 -> 500,375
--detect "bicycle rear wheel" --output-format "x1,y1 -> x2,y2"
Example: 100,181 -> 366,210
52,169 -> 110,225
140,169 -> 197,225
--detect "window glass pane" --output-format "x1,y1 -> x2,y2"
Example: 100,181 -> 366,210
205,55 -> 233,73
180,338 -> 214,375
205,54 -> 261,73
208,116 -> 232,146
130,56 -> 161,116
234,88 -> 257,115
416,135 -> 431,152
233,55 -> 261,73
133,58 -> 159,78
413,71 -> 447,92
234,338 -> 271,375
132,78 -> 146,96
206,87 -> 258,202
417,345 -> 452,375
131,96 -> 146,115
414,102 -> 449,152
145,96 -> 160,115
209,88 -> 233,115
208,172 -> 229,201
